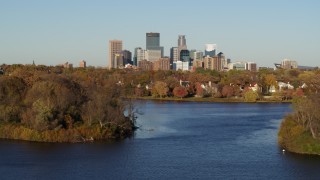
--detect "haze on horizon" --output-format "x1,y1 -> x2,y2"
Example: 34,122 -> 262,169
0,0 -> 319,68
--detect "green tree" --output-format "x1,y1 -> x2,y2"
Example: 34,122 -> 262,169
243,90 -> 259,102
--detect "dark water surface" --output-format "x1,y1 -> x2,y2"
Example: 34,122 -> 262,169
1,101 -> 320,179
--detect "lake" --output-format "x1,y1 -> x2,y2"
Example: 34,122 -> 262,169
1,101 -> 320,179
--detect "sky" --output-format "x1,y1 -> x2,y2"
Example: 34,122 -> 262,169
1,0 -> 319,67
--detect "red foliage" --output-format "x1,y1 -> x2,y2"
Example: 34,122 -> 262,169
222,85 -> 234,98
173,86 -> 188,98
294,88 -> 304,97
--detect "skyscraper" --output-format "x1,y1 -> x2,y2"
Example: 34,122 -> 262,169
133,47 -> 142,66
137,48 -> 146,63
146,32 -> 160,49
146,32 -> 164,57
121,50 -> 132,65
178,35 -> 187,49
170,47 -> 178,64
205,44 -> 217,57
108,40 -> 123,68
178,35 -> 187,60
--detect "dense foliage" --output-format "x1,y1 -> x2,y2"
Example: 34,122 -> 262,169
0,65 -> 134,142
1,64 -> 320,144
278,95 -> 320,154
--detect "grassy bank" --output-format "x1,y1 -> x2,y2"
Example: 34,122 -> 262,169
278,115 -> 320,155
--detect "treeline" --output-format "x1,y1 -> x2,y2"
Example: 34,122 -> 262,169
0,65 -> 134,142
1,64 -> 320,144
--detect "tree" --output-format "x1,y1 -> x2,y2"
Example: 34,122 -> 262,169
264,74 -> 277,94
292,95 -> 320,139
173,86 -> 188,99
0,76 -> 27,123
222,85 -> 234,98
152,81 -> 169,98
243,89 -> 259,102
195,82 -> 204,97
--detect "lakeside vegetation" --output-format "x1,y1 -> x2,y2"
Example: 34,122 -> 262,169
0,63 -> 320,143
278,94 -> 320,155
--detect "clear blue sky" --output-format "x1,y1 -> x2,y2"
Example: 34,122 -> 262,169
1,0 -> 319,67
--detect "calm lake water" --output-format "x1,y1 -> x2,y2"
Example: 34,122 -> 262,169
1,101 -> 320,179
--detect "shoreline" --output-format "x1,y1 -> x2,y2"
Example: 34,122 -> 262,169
130,96 -> 292,103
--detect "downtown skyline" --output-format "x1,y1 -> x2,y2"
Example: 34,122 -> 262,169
1,0 -> 319,67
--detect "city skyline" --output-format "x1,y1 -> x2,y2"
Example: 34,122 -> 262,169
1,0 -> 319,67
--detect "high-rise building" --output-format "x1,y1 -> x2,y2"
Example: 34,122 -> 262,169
205,44 -> 217,57
204,56 -> 214,70
121,50 -> 132,65
153,58 -> 170,71
133,47 -> 142,66
178,35 -> 187,60
79,60 -> 86,68
178,35 -> 187,49
180,50 -> 190,62
170,47 -> 179,64
217,52 -> 225,71
146,49 -> 162,62
108,40 -> 123,68
146,32 -> 164,57
137,48 -> 146,63
170,47 -> 179,70
190,50 -> 203,61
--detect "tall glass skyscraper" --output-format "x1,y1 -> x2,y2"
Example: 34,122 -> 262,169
146,32 -> 163,57
146,33 -> 160,49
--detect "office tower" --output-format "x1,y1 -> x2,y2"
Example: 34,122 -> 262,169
178,35 -> 187,49
217,52 -> 225,71
137,48 -> 146,63
178,35 -> 187,60
121,50 -> 132,65
146,49 -> 162,62
170,47 -> 178,65
153,58 -> 170,71
79,60 -> 86,68
108,40 -> 123,68
189,49 -> 197,60
133,47 -> 142,66
205,44 -> 217,57
146,32 -> 164,57
180,50 -> 190,62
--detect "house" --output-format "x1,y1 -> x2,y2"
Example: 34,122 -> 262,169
248,83 -> 259,92
270,82 -> 294,93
